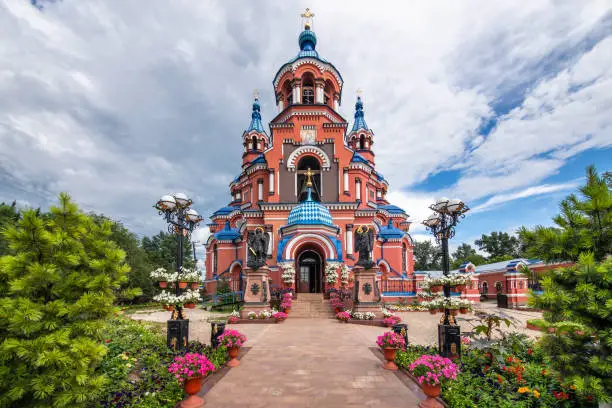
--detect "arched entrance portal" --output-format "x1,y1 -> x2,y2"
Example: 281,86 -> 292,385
297,250 -> 323,293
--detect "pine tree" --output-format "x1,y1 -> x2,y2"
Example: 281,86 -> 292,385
518,165 -> 612,262
531,254 -> 612,402
0,193 -> 130,407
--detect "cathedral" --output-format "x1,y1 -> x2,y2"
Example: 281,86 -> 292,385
204,11 -> 415,297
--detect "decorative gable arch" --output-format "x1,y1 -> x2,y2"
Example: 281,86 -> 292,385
286,145 -> 331,171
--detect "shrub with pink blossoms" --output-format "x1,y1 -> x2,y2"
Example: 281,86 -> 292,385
217,329 -> 247,349
168,353 -> 215,383
376,331 -> 406,350
280,293 -> 293,310
272,312 -> 288,322
409,354 -> 459,386
382,316 -> 401,326
335,311 -> 351,322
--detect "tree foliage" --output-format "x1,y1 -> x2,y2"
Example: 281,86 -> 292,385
518,166 -> 611,263
0,193 -> 130,407
0,201 -> 20,257
413,240 -> 441,271
450,243 -> 487,269
475,231 -> 522,260
530,254 -> 612,402
141,231 -> 196,272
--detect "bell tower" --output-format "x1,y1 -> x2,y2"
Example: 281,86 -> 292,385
346,93 -> 375,164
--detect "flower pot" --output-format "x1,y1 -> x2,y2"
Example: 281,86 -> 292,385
422,382 -> 441,398
455,284 -> 466,292
450,309 -> 459,316
163,305 -> 174,311
430,285 -> 442,293
334,307 -> 342,314
429,309 -> 437,315
227,346 -> 241,367
382,348 -> 398,371
459,307 -> 468,314
184,303 -> 195,309
190,282 -> 199,290
178,281 -> 188,289
180,376 -> 204,408
159,281 -> 168,288
437,307 -> 445,313
284,307 -> 291,314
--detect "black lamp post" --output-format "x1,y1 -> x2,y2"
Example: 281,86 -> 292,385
155,193 -> 203,351
423,198 -> 469,358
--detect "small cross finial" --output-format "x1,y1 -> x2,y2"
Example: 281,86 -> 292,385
301,8 -> 315,29
356,88 -> 363,97
305,167 -> 315,187
253,89 -> 259,100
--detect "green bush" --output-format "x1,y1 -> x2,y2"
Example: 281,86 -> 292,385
0,194 -> 130,407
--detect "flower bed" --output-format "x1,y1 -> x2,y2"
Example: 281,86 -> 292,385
394,335 -> 597,407
97,317 -> 227,407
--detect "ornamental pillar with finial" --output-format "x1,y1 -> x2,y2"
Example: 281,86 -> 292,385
346,90 -> 375,164
242,91 -> 270,166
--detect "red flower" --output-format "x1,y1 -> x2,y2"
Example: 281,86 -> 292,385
527,348 -> 533,355
497,375 -> 503,384
587,396 -> 594,402
105,339 -> 111,343
541,369 -> 547,375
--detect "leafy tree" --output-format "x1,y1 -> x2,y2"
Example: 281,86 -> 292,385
0,201 -> 20,256
475,231 -> 522,259
413,240 -> 441,271
141,231 -> 196,272
0,193 -> 130,407
530,254 -> 611,402
518,165 -> 611,262
450,243 -> 487,269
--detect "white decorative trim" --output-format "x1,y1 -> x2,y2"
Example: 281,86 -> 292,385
283,233 -> 337,260
286,145 -> 331,170
273,58 -> 343,89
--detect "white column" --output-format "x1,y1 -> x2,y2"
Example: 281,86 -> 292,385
294,85 -> 301,104
267,232 -> 273,255
334,97 -> 339,111
258,180 -> 263,201
248,141 -> 252,150
376,189 -> 381,199
343,170 -> 349,193
347,228 -> 353,255
356,180 -> 361,201
269,170 -> 275,194
316,85 -> 324,103
278,100 -> 284,111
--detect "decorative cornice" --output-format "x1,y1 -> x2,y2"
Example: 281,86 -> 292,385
273,57 -> 344,89
287,145 -> 331,171
277,109 -> 343,124
246,163 -> 269,175
349,162 -> 373,174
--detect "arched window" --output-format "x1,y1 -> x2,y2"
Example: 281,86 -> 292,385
359,134 -> 365,150
252,136 -> 258,151
213,244 -> 218,275
324,80 -> 334,108
402,243 -> 407,273
301,73 -> 315,104
283,80 -> 293,107
297,156 -> 321,202
482,281 -> 488,294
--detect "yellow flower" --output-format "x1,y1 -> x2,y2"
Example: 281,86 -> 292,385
518,387 -> 530,394
570,385 -> 577,390
120,354 -> 128,360
533,390 -> 540,399
126,363 -> 132,368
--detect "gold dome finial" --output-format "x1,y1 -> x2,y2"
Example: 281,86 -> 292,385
305,167 -> 315,187
301,8 -> 315,30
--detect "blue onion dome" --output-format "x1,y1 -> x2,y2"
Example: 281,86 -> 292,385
247,97 -> 264,132
299,28 -> 317,51
287,188 -> 333,226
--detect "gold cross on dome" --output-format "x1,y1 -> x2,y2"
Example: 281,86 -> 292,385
253,89 -> 259,100
301,8 -> 315,29
356,88 -> 363,97
305,167 -> 315,187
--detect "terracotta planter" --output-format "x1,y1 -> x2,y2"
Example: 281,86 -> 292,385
159,281 -> 168,288
184,302 -> 195,309
382,348 -> 399,370
455,284 -> 466,292
284,307 -> 291,314
429,309 -> 437,315
334,307 -> 342,313
450,309 -> 459,316
227,346 -> 241,367
190,282 -> 199,290
178,281 -> 188,289
437,307 -> 445,313
459,307 -> 468,314
430,285 -> 442,293
422,382 -> 441,398
180,376 -> 204,408
163,305 -> 174,311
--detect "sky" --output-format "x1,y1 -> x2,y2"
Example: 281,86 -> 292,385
1,0 -> 611,260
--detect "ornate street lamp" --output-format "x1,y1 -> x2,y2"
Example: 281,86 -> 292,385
154,192 -> 203,350
423,197 -> 469,358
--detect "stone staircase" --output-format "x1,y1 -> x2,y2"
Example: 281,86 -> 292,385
289,293 -> 334,318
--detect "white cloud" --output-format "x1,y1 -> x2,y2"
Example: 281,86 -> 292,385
471,182 -> 578,213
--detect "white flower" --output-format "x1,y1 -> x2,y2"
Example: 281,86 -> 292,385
279,262 -> 296,284
324,262 -> 341,284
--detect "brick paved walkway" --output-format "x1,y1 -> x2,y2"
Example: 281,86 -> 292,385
203,318 -> 421,408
